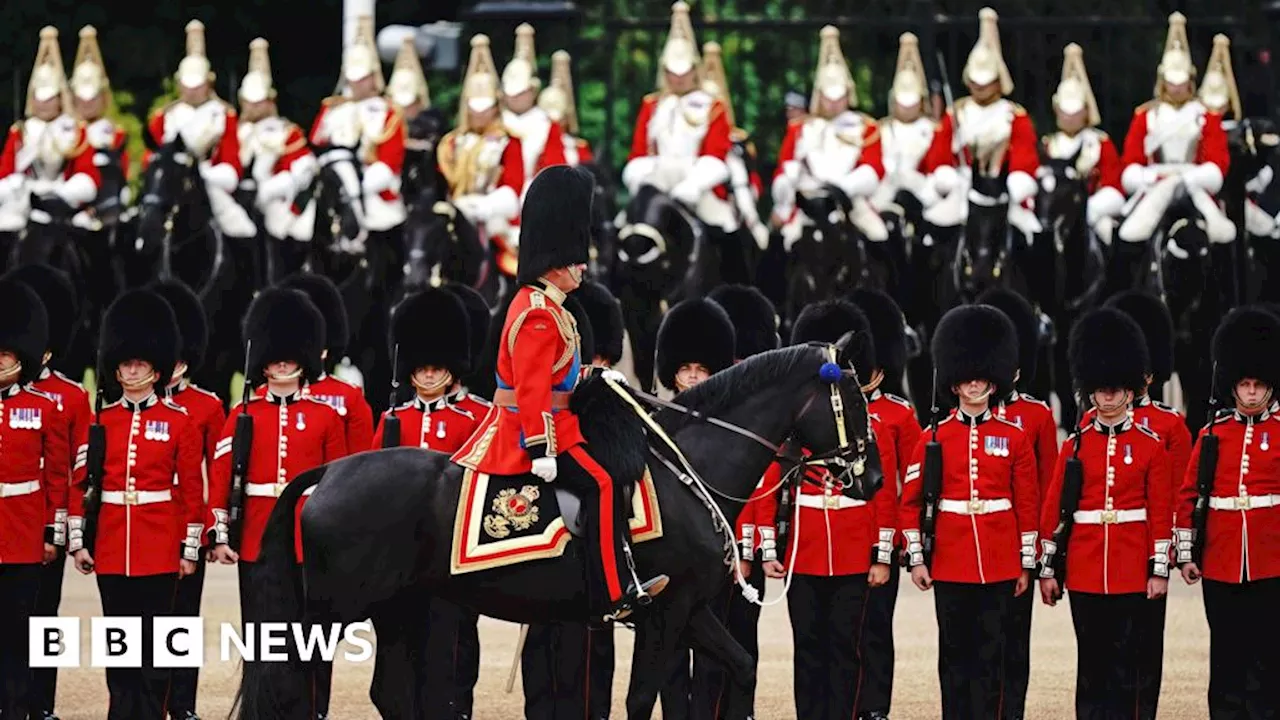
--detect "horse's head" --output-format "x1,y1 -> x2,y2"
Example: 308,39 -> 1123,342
403,108 -> 448,207
309,144 -> 367,258
137,135 -> 202,248
400,200 -> 483,295
1227,116 -> 1280,185
957,151 -> 1012,299
617,185 -> 691,269
1035,146 -> 1088,228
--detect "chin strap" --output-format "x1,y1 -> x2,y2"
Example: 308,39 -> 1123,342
412,371 -> 453,396
0,363 -> 21,382
117,370 -> 158,391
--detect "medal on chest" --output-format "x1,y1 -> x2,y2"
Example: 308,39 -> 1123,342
1261,432 -> 1270,452
144,419 -> 170,442
984,435 -> 1009,457
1124,445 -> 1133,465
314,393 -> 347,417
296,412 -> 306,431
9,407 -> 42,430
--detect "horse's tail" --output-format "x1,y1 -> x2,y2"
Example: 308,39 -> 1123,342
231,467 -> 326,720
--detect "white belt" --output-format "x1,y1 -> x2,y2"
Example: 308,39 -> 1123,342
0,480 -> 40,498
1209,494 -> 1280,511
795,493 -> 867,510
1073,508 -> 1147,525
245,482 -> 290,498
100,489 -> 172,506
939,498 -> 1012,515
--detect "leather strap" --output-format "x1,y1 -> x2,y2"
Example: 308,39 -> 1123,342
491,389 -> 572,410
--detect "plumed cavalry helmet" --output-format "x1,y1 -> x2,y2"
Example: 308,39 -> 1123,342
100,289 -> 180,390
3,263 -> 78,361
709,284 -> 780,360
26,27 -> 71,115
515,165 -> 595,285
890,32 -> 927,111
278,272 -> 349,361
71,25 -> 111,103
700,42 -> 737,127
1104,290 -> 1175,387
932,304 -> 1018,398
1154,12 -> 1195,99
501,23 -> 540,98
1199,34 -> 1241,121
339,14 -> 384,91
241,287 -> 326,384
388,35 -> 431,110
0,278 -> 48,386
458,35 -> 501,126
176,20 -> 214,90
848,288 -> 909,374
538,51 -> 579,134
1068,308 -> 1150,397
810,26 -> 857,112
442,282 -> 493,373
963,8 -> 1013,95
656,298 -> 735,392
976,288 -> 1041,391
791,299 -> 874,381
570,280 -> 626,366
392,288 -> 471,382
658,1 -> 702,88
147,279 -> 209,375
1212,307 -> 1280,396
239,38 -> 275,105
1053,43 -> 1101,127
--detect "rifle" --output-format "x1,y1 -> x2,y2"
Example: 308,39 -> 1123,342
226,343 -> 254,551
383,343 -> 402,448
79,383 -> 107,563
1047,401 -> 1087,594
919,368 -> 943,569
1190,363 -> 1221,567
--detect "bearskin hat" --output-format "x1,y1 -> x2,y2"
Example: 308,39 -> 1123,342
656,298 -> 735,392
976,288 -> 1040,387
241,287 -> 326,384
710,284 -> 780,359
147,278 -> 209,373
791,300 -> 875,379
1212,306 -> 1280,394
516,165 -> 594,285
1104,290 -> 1175,386
1068,308 -> 1150,396
391,288 -> 471,382
99,289 -> 180,390
570,280 -> 625,365
3,263 -> 77,359
932,304 -> 1018,397
847,288 -> 909,372
564,293 -> 597,366
0,278 -> 48,385
278,272 -> 349,356
443,282 -> 492,372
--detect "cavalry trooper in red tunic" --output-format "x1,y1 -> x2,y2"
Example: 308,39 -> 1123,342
538,51 -> 594,167
1039,308 -> 1172,719
68,290 -> 203,720
277,272 -> 374,447
1176,307 -> 1280,717
654,297 -> 736,720
755,299 -> 897,720
5,263 -> 87,720
0,279 -> 69,720
501,24 -> 567,200
898,305 -> 1039,720
452,165 -> 669,623
847,287 -> 921,720
870,33 -> 948,221
148,278 -> 224,720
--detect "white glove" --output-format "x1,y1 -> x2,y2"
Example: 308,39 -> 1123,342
932,165 -> 959,196
1247,166 -> 1274,195
622,156 -> 657,196
771,173 -> 796,210
28,178 -> 56,197
1007,171 -> 1038,205
199,162 -> 239,193
531,457 -> 558,483
837,165 -> 880,199
670,179 -> 702,206
1182,162 -> 1224,195
750,222 -> 770,251
0,174 -> 24,203
453,195 -> 483,220
55,174 -> 97,207
1122,164 -> 1157,195
361,161 -> 398,195
602,369 -> 628,385
257,171 -> 296,205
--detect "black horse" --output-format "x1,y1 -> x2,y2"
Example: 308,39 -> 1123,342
231,340 -> 881,720
947,158 -> 1027,306
1224,117 -> 1280,304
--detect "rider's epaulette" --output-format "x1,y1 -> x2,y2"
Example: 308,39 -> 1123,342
321,95 -> 349,108
787,116 -> 805,129
8,122 -> 19,134
1134,422 -> 1162,442
1011,102 -> 1028,117
643,92 -> 661,105
729,127 -> 749,144
1135,100 -> 1157,115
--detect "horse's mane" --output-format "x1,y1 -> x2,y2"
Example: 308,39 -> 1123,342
655,344 -> 820,428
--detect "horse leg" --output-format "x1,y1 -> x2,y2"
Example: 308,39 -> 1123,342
625,593 -> 696,719
368,599 -> 423,720
685,603 -> 757,720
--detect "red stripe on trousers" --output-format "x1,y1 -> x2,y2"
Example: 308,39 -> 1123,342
568,446 -> 623,601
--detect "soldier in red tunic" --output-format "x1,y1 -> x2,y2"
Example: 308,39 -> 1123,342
1176,308 -> 1280,717
452,165 -> 668,623
68,290 -> 203,720
0,279 -> 69,720
6,264 -> 87,720
1039,308 -> 1171,718
899,305 -> 1039,719
149,278 -> 224,720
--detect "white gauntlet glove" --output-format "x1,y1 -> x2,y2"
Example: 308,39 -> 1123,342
531,457 -> 558,483
602,369 -> 628,385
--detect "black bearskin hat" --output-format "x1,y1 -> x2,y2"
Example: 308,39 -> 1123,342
1068,308 -> 1150,396
656,298 -> 735,392
848,288 -> 909,372
710,284 -> 780,359
0,278 -> 48,385
564,293 -> 597,366
3,264 -> 76,359
147,279 -> 209,373
392,288 -> 472,381
976,288 -> 1040,387
1212,306 -> 1280,394
241,288 -> 326,384
99,289 -> 180,389
791,300 -> 875,379
443,282 -> 492,372
1104,290 -> 1174,386
516,165 -> 594,285
570,280 -> 625,366
279,272 -> 349,356
932,305 -> 1018,397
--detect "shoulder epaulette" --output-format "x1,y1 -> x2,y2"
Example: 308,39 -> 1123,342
302,396 -> 336,411
23,386 -> 57,403
52,370 -> 86,391
1201,412 -> 1232,432
729,127 -> 749,143
326,375 -> 360,391
994,415 -> 1024,430
162,398 -> 189,415
389,400 -> 414,413
1011,102 -> 1028,116
1017,393 -> 1052,411
882,392 -> 913,409
101,399 -> 123,412
1149,400 -> 1183,416
787,116 -> 805,129
465,393 -> 493,407
9,122 -> 20,133
643,92 -> 660,103
1135,423 -> 1161,442
321,95 -> 349,107
937,414 -> 956,427
1135,100 -> 1156,114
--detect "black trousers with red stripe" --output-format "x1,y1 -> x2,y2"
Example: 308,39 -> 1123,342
1002,580 -> 1034,719
1203,576 -> 1280,719
933,579 -> 1014,720
689,560 -> 765,720
859,564 -> 900,717
97,573 -> 179,720
556,447 -> 630,616
787,573 -> 870,720
169,555 -> 206,715
0,563 -> 41,720
1068,590 -> 1148,720
29,551 -> 66,716
522,622 -> 614,720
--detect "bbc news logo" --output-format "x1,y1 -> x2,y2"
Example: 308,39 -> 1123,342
30,618 -> 374,667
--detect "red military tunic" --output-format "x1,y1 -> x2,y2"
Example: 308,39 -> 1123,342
1120,102 -> 1230,180
0,384 -> 69,564
145,101 -> 242,176
68,394 -> 204,576
627,93 -> 734,201
1042,129 -> 1123,193
1039,417 -> 1172,595
0,120 -> 102,187
773,114 -> 887,182
85,117 -> 130,181
207,391 -> 345,563
924,99 -> 1039,177
34,367 -> 91,545
452,282 -> 585,475
869,390 -> 922,490
997,392 -> 1060,497
305,374 -> 374,456
167,380 -> 226,466
563,135 -> 594,167
899,409 -> 1040,584
371,389 -> 490,452
1083,395 -> 1193,498
436,127 -> 525,277
1176,408 -> 1280,583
